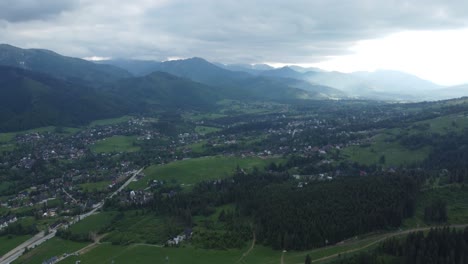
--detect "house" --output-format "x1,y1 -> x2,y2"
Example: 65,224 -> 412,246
0,215 -> 18,230
167,234 -> 188,246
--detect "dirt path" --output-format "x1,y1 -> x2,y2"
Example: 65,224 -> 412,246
132,243 -> 164,248
281,224 -> 468,264
237,231 -> 256,263
56,234 -> 108,263
312,224 -> 468,263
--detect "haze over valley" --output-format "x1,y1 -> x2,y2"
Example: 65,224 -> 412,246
1,1 -> 468,264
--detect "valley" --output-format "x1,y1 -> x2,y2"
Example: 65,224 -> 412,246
3,0 -> 468,263
1,44 -> 468,264
2,96 -> 468,263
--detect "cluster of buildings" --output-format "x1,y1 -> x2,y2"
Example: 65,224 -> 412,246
0,215 -> 17,230
166,229 -> 192,246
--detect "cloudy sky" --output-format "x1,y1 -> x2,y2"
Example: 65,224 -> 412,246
1,0 -> 468,85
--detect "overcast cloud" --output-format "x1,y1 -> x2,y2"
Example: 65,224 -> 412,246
1,0 -> 468,65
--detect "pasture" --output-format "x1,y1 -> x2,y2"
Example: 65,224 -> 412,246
91,136 -> 140,153
128,156 -> 283,189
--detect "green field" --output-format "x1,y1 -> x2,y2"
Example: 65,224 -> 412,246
404,184 -> 468,228
56,237 -> 383,264
0,132 -> 15,143
100,211 -> 183,245
0,235 -> 31,257
69,211 -> 117,236
283,236 -> 383,264
128,156 -> 283,189
91,136 -> 140,153
342,139 -> 430,167
59,243 -> 280,264
342,113 -> 468,167
13,238 -> 88,264
184,141 -> 207,153
342,132 -> 430,167
195,126 -> 221,135
218,99 -> 280,115
0,143 -> 15,152
89,116 -> 132,127
412,114 -> 468,135
183,112 -> 227,121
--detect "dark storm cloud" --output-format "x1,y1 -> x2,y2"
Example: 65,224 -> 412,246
1,0 -> 468,64
0,0 -> 78,22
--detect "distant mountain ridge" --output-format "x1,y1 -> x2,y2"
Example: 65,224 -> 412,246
109,71 -> 222,110
101,57 -> 344,101
214,63 -> 274,74
97,56 -> 459,101
0,44 -> 131,87
260,66 -> 307,80
0,44 -> 345,131
0,43 -> 467,133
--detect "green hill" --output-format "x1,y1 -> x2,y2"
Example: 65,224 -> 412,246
0,66 -> 127,132
0,44 -> 131,87
109,71 -> 222,110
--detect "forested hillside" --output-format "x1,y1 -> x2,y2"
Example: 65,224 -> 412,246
0,66 -> 127,132
0,44 -> 131,87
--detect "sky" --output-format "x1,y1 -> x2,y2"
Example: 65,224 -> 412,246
1,0 -> 468,85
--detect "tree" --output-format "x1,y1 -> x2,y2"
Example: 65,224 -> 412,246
424,199 -> 448,223
379,155 -> 386,164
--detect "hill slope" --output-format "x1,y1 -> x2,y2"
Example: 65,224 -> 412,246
0,44 -> 131,87
109,72 -> 222,110
110,57 -> 342,100
0,66 -> 127,132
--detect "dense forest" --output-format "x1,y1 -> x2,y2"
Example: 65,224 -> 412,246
0,66 -> 128,132
105,169 -> 421,250
247,175 -> 418,250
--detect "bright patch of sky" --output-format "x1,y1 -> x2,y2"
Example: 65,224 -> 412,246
310,29 -> 468,86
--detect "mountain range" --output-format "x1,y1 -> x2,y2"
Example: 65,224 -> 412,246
0,44 -> 131,87
101,58 -> 466,101
0,43 -> 467,131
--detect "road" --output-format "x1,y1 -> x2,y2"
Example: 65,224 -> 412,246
62,188 -> 78,203
0,230 -> 56,264
0,168 -> 143,264
110,168 -> 143,198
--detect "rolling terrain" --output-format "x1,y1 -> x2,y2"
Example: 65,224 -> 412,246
0,66 -> 128,132
2,43 -> 468,264
0,44 -> 131,87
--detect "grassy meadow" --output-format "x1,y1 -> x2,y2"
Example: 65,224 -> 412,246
128,156 -> 283,189
91,136 -> 140,153
0,235 -> 31,257
13,238 -> 89,264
